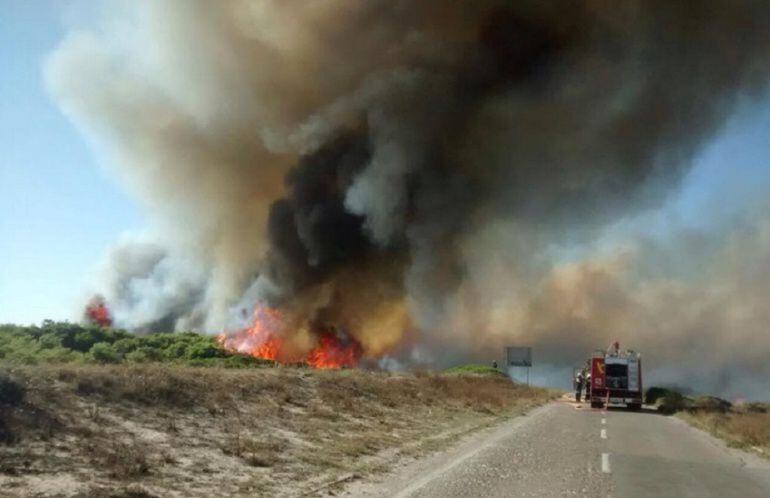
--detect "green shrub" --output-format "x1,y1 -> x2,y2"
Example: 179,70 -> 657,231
90,342 -> 123,364
39,347 -> 83,363
645,386 -> 672,405
0,322 -> 261,368
657,390 -> 692,414
113,337 -> 139,355
38,333 -> 63,349
186,341 -> 221,360
164,342 -> 189,359
444,364 -> 506,377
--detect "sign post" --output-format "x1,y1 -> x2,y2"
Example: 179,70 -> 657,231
505,346 -> 533,385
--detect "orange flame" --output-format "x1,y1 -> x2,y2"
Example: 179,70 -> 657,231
217,305 -> 284,360
306,331 -> 362,369
218,304 -> 362,368
85,295 -> 112,327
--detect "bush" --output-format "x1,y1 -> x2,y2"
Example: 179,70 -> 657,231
39,347 -> 83,363
645,386 -> 671,405
0,322 -> 264,368
186,341 -> 221,360
90,343 -> 122,364
125,350 -> 148,363
38,333 -> 63,349
743,402 -> 770,414
113,338 -> 138,355
164,342 -> 188,359
657,390 -> 692,414
444,364 -> 506,377
690,395 -> 732,413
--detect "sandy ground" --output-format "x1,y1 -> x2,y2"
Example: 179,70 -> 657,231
0,365 -> 553,497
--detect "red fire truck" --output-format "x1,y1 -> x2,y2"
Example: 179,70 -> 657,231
589,344 -> 643,410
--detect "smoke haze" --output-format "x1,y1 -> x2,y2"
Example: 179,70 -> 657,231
45,1 -> 770,397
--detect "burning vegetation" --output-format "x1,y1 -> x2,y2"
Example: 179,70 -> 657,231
83,295 -> 112,328
217,304 -> 363,368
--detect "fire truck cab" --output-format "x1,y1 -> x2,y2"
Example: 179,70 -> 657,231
589,346 -> 643,410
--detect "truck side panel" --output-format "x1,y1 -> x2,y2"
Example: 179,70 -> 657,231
627,357 -> 639,392
591,357 -> 605,391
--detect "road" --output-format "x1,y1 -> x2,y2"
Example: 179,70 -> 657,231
345,399 -> 770,498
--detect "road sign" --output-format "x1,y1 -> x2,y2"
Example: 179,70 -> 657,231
505,346 -> 533,386
506,346 -> 532,367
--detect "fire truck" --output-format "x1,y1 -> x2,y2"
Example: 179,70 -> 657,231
589,343 -> 643,410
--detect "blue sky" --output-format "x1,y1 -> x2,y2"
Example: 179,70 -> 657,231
1,3 -> 769,325
0,2 -> 143,324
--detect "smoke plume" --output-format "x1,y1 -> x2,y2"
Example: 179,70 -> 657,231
46,1 -> 770,396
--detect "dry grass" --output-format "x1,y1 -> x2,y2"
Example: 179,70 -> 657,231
0,365 -> 555,497
680,404 -> 770,458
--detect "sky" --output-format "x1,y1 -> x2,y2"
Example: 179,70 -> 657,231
1,2 -> 770,326
0,2 -> 144,325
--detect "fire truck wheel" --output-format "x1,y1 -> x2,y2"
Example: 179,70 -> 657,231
590,400 -> 603,409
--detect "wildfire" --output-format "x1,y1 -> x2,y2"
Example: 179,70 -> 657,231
306,330 -> 362,369
218,304 -> 362,369
84,295 -> 112,327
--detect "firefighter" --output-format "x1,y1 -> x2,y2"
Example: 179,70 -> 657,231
575,371 -> 585,402
583,360 -> 592,403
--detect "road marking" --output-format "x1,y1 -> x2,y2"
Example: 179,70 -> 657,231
601,453 -> 611,473
600,428 -> 607,439
601,418 -> 606,425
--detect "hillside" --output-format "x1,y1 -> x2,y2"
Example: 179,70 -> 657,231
0,365 -> 554,497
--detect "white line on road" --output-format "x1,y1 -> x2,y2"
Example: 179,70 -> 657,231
601,453 -> 611,473
601,428 -> 607,439
601,418 -> 606,425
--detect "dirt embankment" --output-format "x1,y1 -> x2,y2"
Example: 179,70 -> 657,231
0,366 -> 554,497
647,388 -> 770,458
678,406 -> 770,458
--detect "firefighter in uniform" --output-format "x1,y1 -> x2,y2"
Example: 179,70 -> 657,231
585,371 -> 591,402
575,371 -> 585,402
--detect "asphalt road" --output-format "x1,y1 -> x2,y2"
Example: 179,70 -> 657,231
347,399 -> 770,498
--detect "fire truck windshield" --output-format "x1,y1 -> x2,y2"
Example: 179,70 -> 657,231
606,363 -> 629,388
606,364 -> 628,377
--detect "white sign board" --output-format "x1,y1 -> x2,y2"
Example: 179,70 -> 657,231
506,347 -> 532,367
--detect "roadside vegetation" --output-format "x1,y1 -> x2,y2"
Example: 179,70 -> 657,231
0,364 -> 555,497
646,387 -> 770,458
0,321 -> 269,367
444,363 -> 507,377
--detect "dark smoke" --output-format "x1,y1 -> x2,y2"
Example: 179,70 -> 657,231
263,131 -> 372,301
254,0 -> 770,338
46,1 -> 770,396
